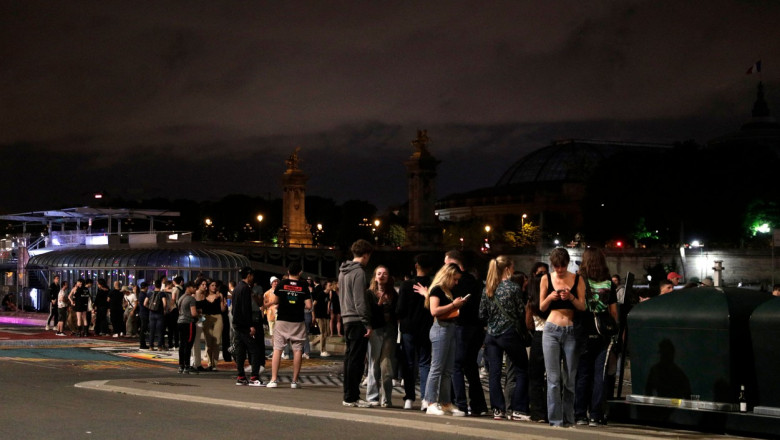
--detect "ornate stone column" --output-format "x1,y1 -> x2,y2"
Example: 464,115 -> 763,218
281,147 -> 312,246
404,130 -> 441,248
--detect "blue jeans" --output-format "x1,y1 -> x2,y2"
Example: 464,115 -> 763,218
574,335 -> 609,421
148,312 -> 165,348
367,324 -> 398,404
453,325 -> 488,413
401,332 -> 431,402
542,321 -> 579,426
485,329 -> 529,413
424,320 -> 456,404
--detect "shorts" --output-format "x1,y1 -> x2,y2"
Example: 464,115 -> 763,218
272,320 -> 307,352
58,308 -> 68,322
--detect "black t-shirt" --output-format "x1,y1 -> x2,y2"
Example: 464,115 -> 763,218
95,287 -> 109,308
453,272 -> 483,326
429,286 -> 454,321
312,286 -> 329,317
274,278 -> 311,323
108,289 -> 124,311
75,287 -> 91,309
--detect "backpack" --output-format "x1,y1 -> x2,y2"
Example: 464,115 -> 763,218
148,291 -> 163,312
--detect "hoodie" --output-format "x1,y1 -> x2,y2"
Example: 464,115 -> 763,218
338,260 -> 372,328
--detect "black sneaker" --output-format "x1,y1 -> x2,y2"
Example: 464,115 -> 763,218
177,366 -> 184,374
493,408 -> 506,420
589,418 -> 606,427
236,376 -> 249,386
576,418 -> 589,426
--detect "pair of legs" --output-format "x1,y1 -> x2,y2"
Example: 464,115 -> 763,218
148,312 -> 165,349
178,322 -> 196,369
57,308 -> 67,334
343,322 -> 369,403
400,331 -> 431,404
234,329 -> 262,379
203,314 -> 223,369
424,320 -> 457,407
542,321 -> 579,427
315,317 -> 330,352
366,325 -> 397,405
453,324 -> 488,414
528,330 -> 548,421
485,330 -> 530,414
75,310 -> 88,335
331,312 -> 342,336
271,321 -> 306,383
47,300 -> 58,328
574,336 -> 609,422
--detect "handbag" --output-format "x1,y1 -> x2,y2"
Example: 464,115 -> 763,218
438,306 -> 459,321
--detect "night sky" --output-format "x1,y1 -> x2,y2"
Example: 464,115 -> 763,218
2,1 -> 778,214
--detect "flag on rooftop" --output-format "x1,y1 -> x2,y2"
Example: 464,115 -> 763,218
746,60 -> 762,74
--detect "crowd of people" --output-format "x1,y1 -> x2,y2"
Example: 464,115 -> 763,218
333,239 -> 622,428
38,241 -> 630,428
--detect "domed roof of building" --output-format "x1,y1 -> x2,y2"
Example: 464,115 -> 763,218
495,139 -> 669,187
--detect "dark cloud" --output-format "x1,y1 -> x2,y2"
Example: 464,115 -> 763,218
1,1 -> 778,213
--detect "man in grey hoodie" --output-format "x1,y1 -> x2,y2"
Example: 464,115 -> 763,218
339,239 -> 374,407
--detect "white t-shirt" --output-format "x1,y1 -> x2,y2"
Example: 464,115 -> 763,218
124,293 -> 137,309
58,289 -> 69,309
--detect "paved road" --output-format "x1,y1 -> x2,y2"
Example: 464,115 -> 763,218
0,325 -> 754,440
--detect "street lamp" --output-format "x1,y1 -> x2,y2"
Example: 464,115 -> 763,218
521,213 -> 528,227
314,223 -> 323,246
373,219 -> 381,246
256,214 -> 264,241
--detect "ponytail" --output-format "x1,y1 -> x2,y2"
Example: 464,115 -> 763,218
485,255 -> 513,299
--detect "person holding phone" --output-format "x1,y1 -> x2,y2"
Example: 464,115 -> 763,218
539,248 -> 586,427
479,255 -> 530,421
422,263 -> 467,416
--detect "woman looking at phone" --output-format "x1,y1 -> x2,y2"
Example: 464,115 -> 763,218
539,248 -> 586,427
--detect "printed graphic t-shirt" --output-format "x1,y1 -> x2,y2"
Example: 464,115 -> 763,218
274,279 -> 311,323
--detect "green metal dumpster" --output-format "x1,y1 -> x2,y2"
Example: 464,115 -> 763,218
749,296 -> 780,416
627,287 -> 770,411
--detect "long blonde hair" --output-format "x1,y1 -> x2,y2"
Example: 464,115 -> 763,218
425,263 -> 461,309
485,255 -> 513,299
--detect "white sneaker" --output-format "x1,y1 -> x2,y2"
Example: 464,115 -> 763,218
367,400 -> 381,407
442,405 -> 465,417
112,334 -> 119,338
45,325 -> 50,331
343,399 -> 372,408
426,404 -> 446,416
421,400 -> 429,411
320,351 -> 331,357
511,411 -> 531,421
290,381 -> 300,389
266,380 -> 278,388
281,353 -> 289,360
302,353 -> 310,360
403,399 -> 413,410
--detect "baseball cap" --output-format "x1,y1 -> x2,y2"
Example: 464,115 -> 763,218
270,276 -> 279,283
667,272 -> 683,281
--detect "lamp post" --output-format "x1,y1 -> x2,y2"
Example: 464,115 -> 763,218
204,218 -> 213,240
373,219 -> 381,246
484,225 -> 491,252
521,213 -> 528,227
256,214 -> 264,242
313,223 -> 323,246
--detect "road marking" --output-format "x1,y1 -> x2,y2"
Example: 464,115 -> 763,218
76,380 -> 672,440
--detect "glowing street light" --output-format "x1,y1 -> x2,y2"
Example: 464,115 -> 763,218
205,218 -> 212,226
521,213 -> 528,227
256,214 -> 264,241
